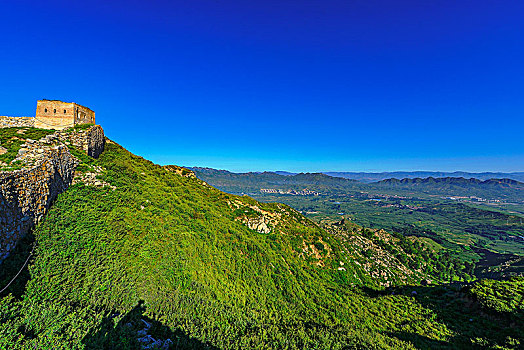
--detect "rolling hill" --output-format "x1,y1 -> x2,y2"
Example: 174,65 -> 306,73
0,132 -> 522,349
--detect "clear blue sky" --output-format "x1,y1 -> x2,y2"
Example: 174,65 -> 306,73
1,0 -> 523,172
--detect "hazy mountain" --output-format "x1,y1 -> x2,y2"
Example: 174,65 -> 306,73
324,171 -> 524,183
373,177 -> 524,202
191,167 -> 361,194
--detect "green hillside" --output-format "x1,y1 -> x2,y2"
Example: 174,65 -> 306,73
192,167 -> 524,271
1,138 -> 523,349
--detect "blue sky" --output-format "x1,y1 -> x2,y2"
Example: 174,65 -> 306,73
1,0 -> 523,172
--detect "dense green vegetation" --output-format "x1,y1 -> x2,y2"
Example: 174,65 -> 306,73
1,135 -> 523,348
326,221 -> 478,283
278,194 -> 523,254
468,277 -> 523,317
193,168 -> 524,277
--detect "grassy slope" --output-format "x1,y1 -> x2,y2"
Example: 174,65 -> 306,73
0,140 -> 522,349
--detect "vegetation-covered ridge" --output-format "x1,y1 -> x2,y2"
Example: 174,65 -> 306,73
192,166 -> 524,274
0,133 -> 522,349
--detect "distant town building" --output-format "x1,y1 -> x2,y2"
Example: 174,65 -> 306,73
260,188 -> 320,196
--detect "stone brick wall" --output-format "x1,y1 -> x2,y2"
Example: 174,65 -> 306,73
34,100 -> 75,130
0,125 -> 106,262
0,116 -> 35,128
86,125 -> 105,158
0,145 -> 78,261
74,104 -> 95,125
34,100 -> 95,130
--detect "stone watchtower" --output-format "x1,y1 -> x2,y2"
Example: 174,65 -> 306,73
34,100 -> 95,130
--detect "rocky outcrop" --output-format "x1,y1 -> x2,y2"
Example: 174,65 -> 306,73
228,199 -> 284,234
243,217 -> 271,234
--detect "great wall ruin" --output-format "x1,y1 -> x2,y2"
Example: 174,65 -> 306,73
0,100 -> 104,262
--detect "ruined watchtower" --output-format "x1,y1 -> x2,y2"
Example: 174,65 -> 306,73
34,100 -> 95,130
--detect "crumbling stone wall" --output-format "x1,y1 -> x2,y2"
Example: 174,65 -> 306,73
56,125 -> 105,159
85,125 -> 105,158
0,124 -> 106,262
74,104 -> 95,125
0,145 -> 78,261
0,116 -> 35,128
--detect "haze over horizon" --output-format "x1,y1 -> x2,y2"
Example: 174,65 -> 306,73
189,167 -> 524,175
1,0 -> 522,172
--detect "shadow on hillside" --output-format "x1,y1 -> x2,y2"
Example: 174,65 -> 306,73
359,283 -> 523,349
0,231 -> 35,299
82,300 -> 220,349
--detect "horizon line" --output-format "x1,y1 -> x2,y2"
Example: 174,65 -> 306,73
186,167 -> 524,175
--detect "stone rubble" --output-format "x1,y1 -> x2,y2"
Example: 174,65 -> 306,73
135,319 -> 173,350
72,165 -> 116,190
0,116 -> 35,128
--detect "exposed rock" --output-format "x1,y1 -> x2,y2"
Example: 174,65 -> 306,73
72,165 -> 115,190
135,318 -> 172,350
0,116 -> 35,128
244,218 -> 271,234
228,199 -> 284,234
163,164 -> 196,178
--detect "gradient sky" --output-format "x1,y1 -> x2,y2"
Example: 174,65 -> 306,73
1,0 -> 523,172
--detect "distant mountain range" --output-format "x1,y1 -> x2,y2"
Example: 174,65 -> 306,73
372,177 -> 524,201
323,171 -> 524,183
190,167 -> 359,194
377,177 -> 523,187
191,167 -> 524,203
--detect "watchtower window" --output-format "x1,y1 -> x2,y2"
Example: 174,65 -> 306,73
64,109 -> 67,114
44,108 -> 47,113
54,109 -> 56,113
